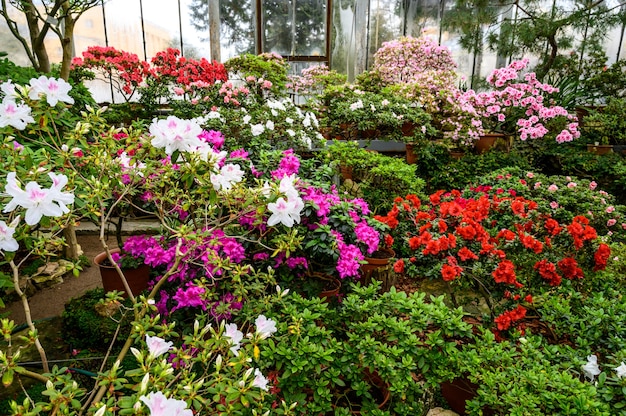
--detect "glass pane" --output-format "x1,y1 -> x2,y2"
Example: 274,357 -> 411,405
263,0 -> 327,57
187,0 -> 254,60
0,8 -> 33,67
368,0 -> 403,61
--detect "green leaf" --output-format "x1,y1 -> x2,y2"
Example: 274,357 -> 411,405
2,369 -> 14,387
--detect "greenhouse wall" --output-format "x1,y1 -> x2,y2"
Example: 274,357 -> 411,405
1,0 -> 624,102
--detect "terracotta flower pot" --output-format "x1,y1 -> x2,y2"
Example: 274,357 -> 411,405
440,376 -> 496,416
405,143 -> 418,164
94,248 -> 150,298
401,121 -> 416,137
360,248 -> 396,291
587,143 -> 613,155
312,274 -> 341,302
474,133 -> 503,154
332,369 -> 391,414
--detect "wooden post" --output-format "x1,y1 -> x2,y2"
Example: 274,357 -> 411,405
209,0 -> 221,62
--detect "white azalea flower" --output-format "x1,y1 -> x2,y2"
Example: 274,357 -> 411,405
255,315 -> 277,339
0,100 -> 34,130
210,163 -> 244,191
252,368 -> 269,391
0,216 -> 19,252
582,355 -> 601,381
251,123 -> 265,136
615,362 -> 626,378
3,172 -> 71,226
139,391 -> 192,416
28,76 -> 74,106
224,323 -> 244,355
0,80 -> 20,101
145,335 -> 173,358
149,116 -> 203,155
267,197 -> 302,227
47,172 -> 75,213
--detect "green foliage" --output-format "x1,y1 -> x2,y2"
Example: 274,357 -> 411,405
581,98 -> 626,145
250,282 -> 471,415
538,287 -> 626,356
0,58 -> 39,85
61,288 -> 133,350
225,53 -> 290,96
414,144 -> 532,192
452,331 -> 611,415
326,141 -> 425,213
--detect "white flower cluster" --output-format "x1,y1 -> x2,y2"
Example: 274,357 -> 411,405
0,77 -> 74,130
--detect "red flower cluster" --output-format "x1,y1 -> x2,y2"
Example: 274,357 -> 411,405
494,305 -> 527,331
382,188 -> 609,334
492,259 -> 519,286
72,46 -> 151,97
567,216 -> 598,249
150,48 -> 227,86
534,259 -> 561,286
594,243 -> 611,271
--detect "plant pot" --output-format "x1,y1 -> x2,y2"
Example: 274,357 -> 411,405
441,376 -> 495,416
94,249 -> 150,298
360,248 -> 396,291
316,275 -> 341,302
339,165 -> 354,180
333,369 -> 391,414
587,143 -> 613,155
359,128 -> 380,139
405,143 -> 418,164
401,121 -> 416,137
474,133 -> 502,154
450,150 -> 465,160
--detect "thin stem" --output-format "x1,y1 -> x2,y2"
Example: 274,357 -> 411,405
9,260 -> 49,374
88,240 -> 184,408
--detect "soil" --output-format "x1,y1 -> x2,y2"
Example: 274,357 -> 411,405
0,233 -> 119,325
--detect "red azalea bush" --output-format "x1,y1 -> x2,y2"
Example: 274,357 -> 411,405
71,46 -> 227,104
71,46 -> 152,100
376,188 -> 612,336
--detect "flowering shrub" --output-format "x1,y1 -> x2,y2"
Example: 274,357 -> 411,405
71,46 -> 152,101
140,48 -> 228,107
472,167 -> 626,241
377,187 -> 612,335
0,73 -> 385,414
286,64 -> 347,97
224,52 -> 290,98
464,59 -> 580,143
371,36 -> 458,86
71,46 -> 228,106
361,37 -> 479,145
